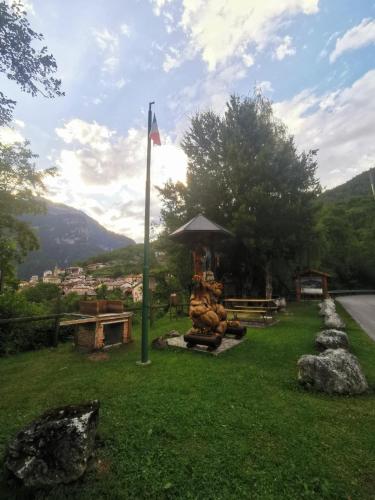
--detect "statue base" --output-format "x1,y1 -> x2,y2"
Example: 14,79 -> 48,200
225,325 -> 247,339
183,330 -> 222,351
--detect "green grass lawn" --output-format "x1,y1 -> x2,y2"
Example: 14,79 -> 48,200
0,302 -> 374,499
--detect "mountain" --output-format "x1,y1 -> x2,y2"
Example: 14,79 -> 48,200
18,200 -> 135,279
320,169 -> 375,203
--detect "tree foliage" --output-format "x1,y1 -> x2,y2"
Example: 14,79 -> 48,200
158,94 -> 321,295
0,1 -> 62,289
315,197 -> 375,288
0,0 -> 64,126
0,141 -> 56,288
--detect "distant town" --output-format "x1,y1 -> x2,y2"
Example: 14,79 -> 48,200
18,264 -> 156,302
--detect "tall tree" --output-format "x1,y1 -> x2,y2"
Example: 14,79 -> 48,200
0,142 -> 55,290
159,94 -> 321,297
0,0 -> 63,289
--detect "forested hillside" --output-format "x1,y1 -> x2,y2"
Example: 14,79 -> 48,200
78,244 -> 156,277
18,200 -> 135,279
320,169 -> 374,202
316,196 -> 375,289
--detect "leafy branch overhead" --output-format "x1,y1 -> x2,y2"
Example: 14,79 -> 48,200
0,0 -> 64,126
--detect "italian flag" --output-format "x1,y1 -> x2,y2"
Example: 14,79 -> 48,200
149,114 -> 161,145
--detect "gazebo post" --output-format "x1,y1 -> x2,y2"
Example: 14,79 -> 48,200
295,277 -> 301,302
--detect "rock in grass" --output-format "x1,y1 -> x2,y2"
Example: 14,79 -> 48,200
298,349 -> 368,395
324,312 -> 345,329
152,336 -> 168,349
319,298 -> 335,316
5,401 -> 99,488
165,330 -> 180,338
315,329 -> 349,351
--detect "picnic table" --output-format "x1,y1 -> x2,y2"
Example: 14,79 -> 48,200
224,298 -> 279,309
223,298 -> 279,323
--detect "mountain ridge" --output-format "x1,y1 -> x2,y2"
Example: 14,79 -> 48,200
18,199 -> 135,279
320,169 -> 375,203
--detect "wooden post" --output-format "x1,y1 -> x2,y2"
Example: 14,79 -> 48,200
265,260 -> 273,299
0,268 -> 4,294
295,277 -> 301,302
150,292 -> 155,328
52,315 -> 60,347
51,291 -> 61,347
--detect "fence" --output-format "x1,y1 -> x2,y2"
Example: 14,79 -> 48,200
329,290 -> 375,296
0,302 -> 190,349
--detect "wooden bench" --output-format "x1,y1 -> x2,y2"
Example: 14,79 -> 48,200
226,308 -> 272,323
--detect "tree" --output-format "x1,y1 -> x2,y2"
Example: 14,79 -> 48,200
158,94 -> 321,297
0,1 -> 63,290
0,141 -> 56,290
20,282 -> 60,303
0,0 -> 64,126
315,197 -> 375,288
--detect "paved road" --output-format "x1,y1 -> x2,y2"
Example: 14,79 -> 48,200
337,295 -> 375,341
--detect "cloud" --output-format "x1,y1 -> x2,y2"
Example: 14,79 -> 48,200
0,121 -> 25,143
242,53 -> 255,67
257,80 -> 274,93
56,119 -> 115,151
150,0 -> 173,16
115,78 -> 129,89
330,18 -> 375,62
318,31 -> 340,59
92,28 -> 119,53
14,119 -> 25,128
92,27 -> 124,73
273,35 -> 296,60
49,119 -> 188,241
163,47 -> 182,72
120,23 -> 131,37
168,61 -> 249,126
157,0 -> 318,71
273,70 -> 375,188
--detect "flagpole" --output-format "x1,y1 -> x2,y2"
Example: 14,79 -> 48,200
138,101 -> 154,366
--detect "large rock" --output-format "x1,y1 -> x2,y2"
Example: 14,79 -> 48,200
324,312 -> 345,329
5,401 -> 100,488
319,298 -> 335,317
315,329 -> 349,351
298,349 -> 368,395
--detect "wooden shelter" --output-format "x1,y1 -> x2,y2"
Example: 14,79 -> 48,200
295,269 -> 330,301
170,214 -> 232,276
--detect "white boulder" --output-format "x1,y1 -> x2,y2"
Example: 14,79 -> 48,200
298,349 -> 368,395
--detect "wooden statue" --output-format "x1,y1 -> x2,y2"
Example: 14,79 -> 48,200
188,275 -> 227,337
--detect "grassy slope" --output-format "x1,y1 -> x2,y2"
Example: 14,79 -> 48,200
0,303 -> 374,499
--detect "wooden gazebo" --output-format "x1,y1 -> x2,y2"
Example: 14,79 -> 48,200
170,214 -> 232,277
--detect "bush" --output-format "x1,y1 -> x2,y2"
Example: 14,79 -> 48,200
20,283 -> 60,304
0,292 -> 55,355
60,292 -> 80,313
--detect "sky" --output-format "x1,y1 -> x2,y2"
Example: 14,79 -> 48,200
1,0 -> 375,242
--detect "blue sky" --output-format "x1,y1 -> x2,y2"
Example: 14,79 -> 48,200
1,0 -> 375,241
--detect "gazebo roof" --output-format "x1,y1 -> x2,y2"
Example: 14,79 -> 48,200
297,268 -> 331,278
170,214 -> 233,245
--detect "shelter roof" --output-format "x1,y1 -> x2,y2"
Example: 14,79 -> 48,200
297,269 -> 331,277
170,214 -> 232,239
